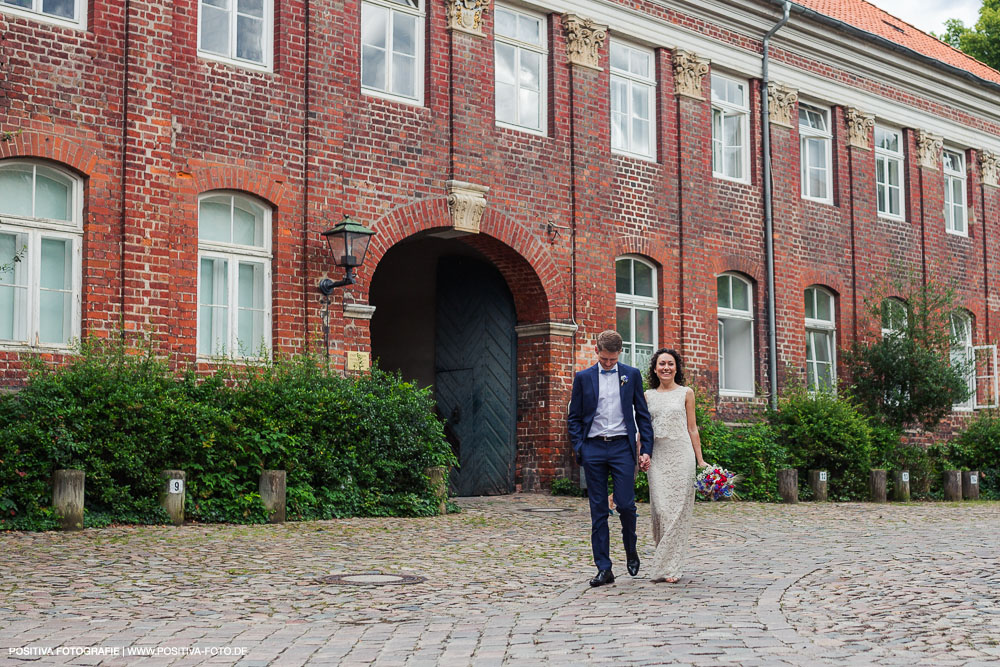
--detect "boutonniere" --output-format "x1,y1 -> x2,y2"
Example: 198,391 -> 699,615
620,375 -> 628,387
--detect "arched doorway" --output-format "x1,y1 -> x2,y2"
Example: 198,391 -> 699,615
370,235 -> 516,496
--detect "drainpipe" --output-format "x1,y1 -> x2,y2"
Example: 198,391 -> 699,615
761,1 -> 791,411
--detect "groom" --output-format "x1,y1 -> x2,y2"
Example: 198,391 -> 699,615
567,330 -> 654,587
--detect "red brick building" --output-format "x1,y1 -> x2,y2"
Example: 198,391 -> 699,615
3,0 -> 1000,493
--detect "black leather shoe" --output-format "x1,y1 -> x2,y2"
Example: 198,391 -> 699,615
590,569 -> 615,587
627,552 -> 640,577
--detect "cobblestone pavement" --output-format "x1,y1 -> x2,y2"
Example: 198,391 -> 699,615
1,495 -> 998,666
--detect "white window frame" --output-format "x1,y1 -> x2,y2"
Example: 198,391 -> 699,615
717,273 -> 755,397
494,5 -> 547,135
951,311 -> 975,411
711,74 -> 750,183
197,192 -> 273,360
360,0 -> 425,106
943,148 -> 968,236
875,126 -> 905,220
973,344 -> 999,410
799,103 -> 833,204
804,286 -> 836,393
0,161 -> 83,350
614,256 -> 658,370
0,0 -> 86,30
197,0 -> 274,71
609,41 -> 656,161
880,298 -> 907,338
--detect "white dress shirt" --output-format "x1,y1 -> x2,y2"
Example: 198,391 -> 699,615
588,364 -> 627,438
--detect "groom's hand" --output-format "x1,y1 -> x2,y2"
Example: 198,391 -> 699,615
638,454 -> 651,472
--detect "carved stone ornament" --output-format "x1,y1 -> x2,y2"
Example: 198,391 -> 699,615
562,14 -> 607,71
446,180 -> 489,234
767,83 -> 798,128
981,150 -> 1000,188
514,321 -> 579,338
916,130 -> 943,170
845,107 -> 875,150
446,0 -> 490,37
672,50 -> 710,100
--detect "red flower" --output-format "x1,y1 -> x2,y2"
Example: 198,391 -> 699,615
16,471 -> 26,477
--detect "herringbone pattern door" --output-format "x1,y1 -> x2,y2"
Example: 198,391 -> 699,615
435,257 -> 516,496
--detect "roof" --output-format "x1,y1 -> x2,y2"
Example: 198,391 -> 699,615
791,0 -> 1000,86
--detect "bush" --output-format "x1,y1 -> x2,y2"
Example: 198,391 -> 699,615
549,477 -> 585,497
768,391 -> 873,500
0,340 -> 456,530
945,411 -> 1000,500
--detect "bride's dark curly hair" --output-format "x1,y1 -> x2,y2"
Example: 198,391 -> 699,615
647,348 -> 685,388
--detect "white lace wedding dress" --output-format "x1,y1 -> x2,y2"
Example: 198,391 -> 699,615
644,385 -> 695,581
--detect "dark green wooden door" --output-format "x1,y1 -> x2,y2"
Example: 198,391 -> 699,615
435,256 -> 516,496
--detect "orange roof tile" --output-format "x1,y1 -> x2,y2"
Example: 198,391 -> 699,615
791,0 -> 1000,86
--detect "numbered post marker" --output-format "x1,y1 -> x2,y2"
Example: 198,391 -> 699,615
901,472 -> 910,483
169,479 -> 184,494
819,472 -> 828,482
970,474 -> 978,485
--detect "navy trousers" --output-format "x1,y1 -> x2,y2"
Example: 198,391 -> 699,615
581,435 -> 637,571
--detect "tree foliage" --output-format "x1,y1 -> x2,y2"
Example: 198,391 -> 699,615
936,1 -> 1000,72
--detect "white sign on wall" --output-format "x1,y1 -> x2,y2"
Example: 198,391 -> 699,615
819,472 -> 828,482
169,479 -> 184,495
901,472 -> 910,483
970,474 -> 978,485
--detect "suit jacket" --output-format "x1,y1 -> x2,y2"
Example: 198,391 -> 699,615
567,362 -> 655,464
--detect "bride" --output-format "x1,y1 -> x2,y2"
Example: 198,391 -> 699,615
642,348 -> 706,583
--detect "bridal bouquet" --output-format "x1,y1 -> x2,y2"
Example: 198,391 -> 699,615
694,465 -> 740,501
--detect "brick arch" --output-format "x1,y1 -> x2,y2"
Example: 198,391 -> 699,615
801,270 -> 846,297
707,254 -> 764,284
184,164 -> 287,208
612,235 -> 672,270
0,132 -> 100,176
362,198 -> 559,324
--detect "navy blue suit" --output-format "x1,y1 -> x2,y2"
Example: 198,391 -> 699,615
567,363 -> 655,571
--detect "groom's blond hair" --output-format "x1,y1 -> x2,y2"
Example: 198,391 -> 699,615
596,330 -> 623,353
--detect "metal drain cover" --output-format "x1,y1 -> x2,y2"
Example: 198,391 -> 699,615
316,573 -> 426,586
521,507 -> 572,513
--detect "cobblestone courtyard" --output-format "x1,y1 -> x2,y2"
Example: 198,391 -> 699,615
1,495 -> 998,666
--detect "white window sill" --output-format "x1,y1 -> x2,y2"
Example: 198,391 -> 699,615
0,6 -> 84,30
197,355 -> 271,365
612,149 -> 657,164
497,121 -> 547,137
362,87 -> 425,108
945,228 -> 969,239
802,195 -> 834,206
713,173 -> 750,186
719,390 -> 755,398
0,342 -> 76,353
877,214 -> 906,223
198,50 -> 273,74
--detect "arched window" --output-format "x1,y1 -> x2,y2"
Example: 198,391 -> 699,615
197,192 -> 272,358
0,161 -> 82,347
717,273 -> 754,396
804,286 -> 836,392
615,256 -> 657,370
950,311 -> 975,410
880,298 -> 907,337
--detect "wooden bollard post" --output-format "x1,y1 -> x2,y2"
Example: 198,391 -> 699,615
943,470 -> 962,501
808,470 -> 828,501
869,469 -> 887,503
160,470 -> 186,525
778,469 -> 798,503
53,470 -> 85,531
893,470 -> 911,502
963,471 -> 980,500
424,466 -> 448,515
259,470 -> 286,523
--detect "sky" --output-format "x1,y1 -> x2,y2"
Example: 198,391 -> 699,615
868,0 -> 982,35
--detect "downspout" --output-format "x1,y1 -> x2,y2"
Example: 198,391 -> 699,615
761,1 -> 791,411
120,0 -> 131,339
302,0 -> 311,352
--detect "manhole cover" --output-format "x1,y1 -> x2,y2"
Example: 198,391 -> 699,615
315,573 -> 426,586
521,507 -> 572,513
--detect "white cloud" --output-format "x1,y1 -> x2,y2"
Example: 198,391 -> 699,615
869,0 -> 981,35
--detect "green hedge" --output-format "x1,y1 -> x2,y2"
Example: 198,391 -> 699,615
0,341 -> 455,530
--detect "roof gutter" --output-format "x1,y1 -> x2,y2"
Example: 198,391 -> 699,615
766,0 -> 1000,96
761,0 -> 790,411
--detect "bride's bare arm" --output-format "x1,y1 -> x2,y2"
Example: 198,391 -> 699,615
685,388 -> 706,467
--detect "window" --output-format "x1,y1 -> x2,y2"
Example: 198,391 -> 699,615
880,298 -> 907,337
0,161 -> 82,347
609,41 -> 655,159
711,75 -> 749,181
615,257 -> 657,370
951,311 -> 975,410
804,287 -> 836,392
495,6 -> 546,134
0,0 -> 85,28
875,126 -> 904,219
943,149 -> 967,236
717,273 -> 754,395
799,104 -> 832,203
361,0 -> 424,104
198,0 -> 273,69
197,193 -> 272,358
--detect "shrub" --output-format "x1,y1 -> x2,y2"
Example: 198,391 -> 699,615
869,424 -> 933,498
947,411 -> 1000,500
549,477 -> 585,497
768,391 -> 873,500
0,340 -> 456,530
